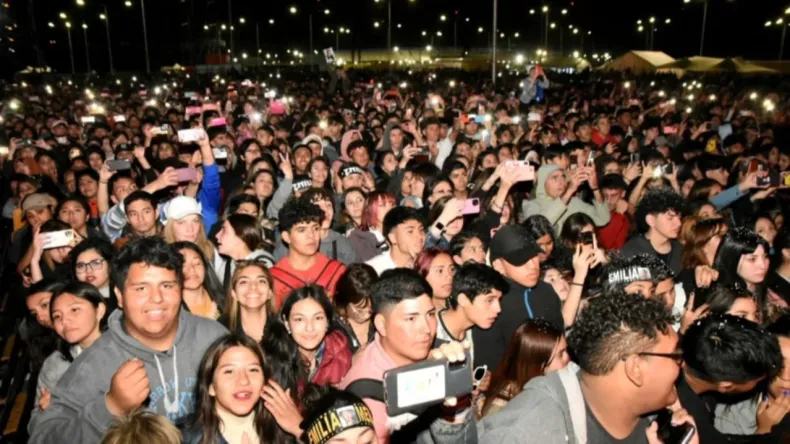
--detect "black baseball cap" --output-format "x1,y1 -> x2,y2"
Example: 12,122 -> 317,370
489,225 -> 541,266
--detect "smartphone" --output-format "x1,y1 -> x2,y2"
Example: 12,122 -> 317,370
569,155 -> 578,166
69,148 -> 82,159
748,159 -> 761,174
114,115 -> 127,123
462,198 -> 481,215
782,171 -> 790,187
474,115 -> 487,124
630,153 -> 640,164
184,91 -> 197,99
56,136 -> 68,145
0,146 -> 8,156
586,152 -> 595,167
41,229 -> 74,250
152,124 -> 169,136
758,172 -> 778,187
185,106 -> 202,117
579,231 -> 594,246
212,147 -> 229,159
176,168 -> 198,183
208,117 -> 227,128
472,365 -> 488,389
107,159 -> 132,171
655,409 -> 695,444
81,116 -> 96,125
382,351 -> 473,416
178,128 -> 204,143
663,126 -> 677,135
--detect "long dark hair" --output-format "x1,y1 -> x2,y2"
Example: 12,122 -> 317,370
693,282 -> 759,321
192,334 -> 270,444
713,227 -> 770,318
559,213 -> 597,248
49,282 -> 108,362
277,286 -> 335,381
173,241 -> 226,309
482,319 -> 563,416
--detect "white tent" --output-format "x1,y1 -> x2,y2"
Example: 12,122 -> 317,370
597,51 -> 676,74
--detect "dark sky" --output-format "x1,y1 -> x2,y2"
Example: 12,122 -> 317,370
0,0 -> 789,75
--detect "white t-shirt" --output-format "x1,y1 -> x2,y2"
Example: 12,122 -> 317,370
434,137 -> 455,169
365,251 -> 398,276
435,310 -> 475,364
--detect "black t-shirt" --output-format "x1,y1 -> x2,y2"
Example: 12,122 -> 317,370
586,397 -> 650,443
472,279 -> 563,372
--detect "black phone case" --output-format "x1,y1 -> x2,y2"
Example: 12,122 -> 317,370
656,409 -> 695,444
382,351 -> 472,417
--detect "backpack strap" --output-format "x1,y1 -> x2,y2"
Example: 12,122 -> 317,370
315,260 -> 344,290
344,379 -> 385,403
557,366 -> 587,444
332,240 -> 338,260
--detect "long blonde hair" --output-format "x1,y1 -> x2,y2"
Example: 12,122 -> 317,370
163,216 -> 215,260
225,260 -> 275,333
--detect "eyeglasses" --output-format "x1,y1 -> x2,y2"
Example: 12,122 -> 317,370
637,351 -> 684,366
75,258 -> 106,273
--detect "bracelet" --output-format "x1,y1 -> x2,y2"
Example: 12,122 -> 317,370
571,282 -> 584,287
99,180 -> 108,184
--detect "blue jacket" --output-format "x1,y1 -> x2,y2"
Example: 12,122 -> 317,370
198,163 -> 221,233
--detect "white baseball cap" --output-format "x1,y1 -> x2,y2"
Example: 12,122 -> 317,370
164,196 -> 202,221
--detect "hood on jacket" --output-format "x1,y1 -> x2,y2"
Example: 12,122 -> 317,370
340,130 -> 362,160
535,164 -> 563,200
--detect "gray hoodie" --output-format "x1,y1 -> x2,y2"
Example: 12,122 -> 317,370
478,370 -> 578,443
28,309 -> 228,443
520,164 -> 611,232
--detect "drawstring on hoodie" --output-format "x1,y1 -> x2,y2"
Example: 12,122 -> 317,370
154,346 -> 179,415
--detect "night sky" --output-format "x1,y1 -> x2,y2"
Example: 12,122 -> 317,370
0,0 -> 788,76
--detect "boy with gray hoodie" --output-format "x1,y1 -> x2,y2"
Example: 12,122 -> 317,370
478,291 -> 698,444
520,164 -> 610,232
29,237 -> 227,443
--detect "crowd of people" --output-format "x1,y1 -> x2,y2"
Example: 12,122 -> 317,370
2,64 -> 790,443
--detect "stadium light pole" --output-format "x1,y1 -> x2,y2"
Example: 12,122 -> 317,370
683,0 -> 709,56
99,7 -> 115,74
81,23 -> 91,73
492,0 -> 497,85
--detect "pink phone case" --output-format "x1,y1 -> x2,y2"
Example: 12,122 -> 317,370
176,168 -> 198,182
462,198 -> 481,215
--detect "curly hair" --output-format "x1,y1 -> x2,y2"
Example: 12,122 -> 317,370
634,188 -> 686,234
568,290 -> 675,375
277,198 -> 325,233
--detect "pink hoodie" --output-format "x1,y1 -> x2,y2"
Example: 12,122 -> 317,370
338,335 -> 397,443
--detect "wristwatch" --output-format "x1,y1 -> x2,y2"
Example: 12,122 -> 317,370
434,221 -> 445,232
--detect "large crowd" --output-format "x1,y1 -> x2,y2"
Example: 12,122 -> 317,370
2,64 -> 790,443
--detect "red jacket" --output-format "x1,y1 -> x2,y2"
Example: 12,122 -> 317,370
597,211 -> 631,250
311,330 -> 352,387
